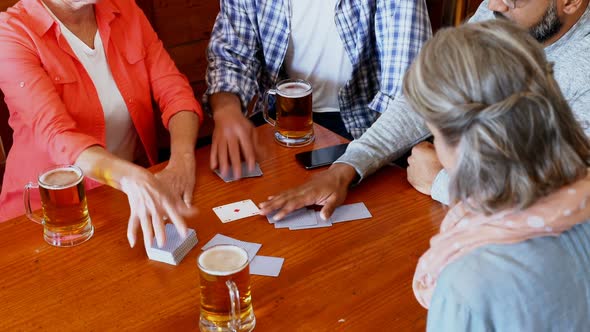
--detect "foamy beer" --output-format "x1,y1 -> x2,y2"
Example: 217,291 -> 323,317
198,245 -> 255,332
263,78 -> 314,147
24,165 -> 94,247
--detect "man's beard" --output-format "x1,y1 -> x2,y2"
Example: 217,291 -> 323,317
493,2 -> 563,43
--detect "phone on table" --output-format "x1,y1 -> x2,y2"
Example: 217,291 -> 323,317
295,143 -> 349,170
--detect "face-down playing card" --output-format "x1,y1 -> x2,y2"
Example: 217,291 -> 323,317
214,162 -> 263,182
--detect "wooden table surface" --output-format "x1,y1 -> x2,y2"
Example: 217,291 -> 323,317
0,124 -> 445,331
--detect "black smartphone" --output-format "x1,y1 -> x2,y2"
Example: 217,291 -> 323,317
295,143 -> 349,169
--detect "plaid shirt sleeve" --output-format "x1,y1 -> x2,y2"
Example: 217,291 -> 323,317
204,0 -> 261,115
369,0 -> 432,114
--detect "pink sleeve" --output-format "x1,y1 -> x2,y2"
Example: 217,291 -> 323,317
0,19 -> 103,164
131,1 -> 204,128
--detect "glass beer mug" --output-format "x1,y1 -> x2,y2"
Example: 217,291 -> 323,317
24,164 -> 94,247
263,78 -> 315,147
198,245 -> 256,332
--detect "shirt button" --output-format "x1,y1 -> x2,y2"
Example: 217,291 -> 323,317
19,81 -> 25,88
128,98 -> 135,103
54,76 -> 61,81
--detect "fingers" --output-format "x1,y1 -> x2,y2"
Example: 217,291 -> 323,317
127,214 -> 140,248
139,211 -> 154,249
152,213 -> 166,247
183,177 -> 195,207
210,134 -> 220,171
165,204 -> 189,239
319,194 -> 341,221
240,129 -> 257,173
259,189 -> 313,221
217,136 -> 230,178
227,135 -> 243,179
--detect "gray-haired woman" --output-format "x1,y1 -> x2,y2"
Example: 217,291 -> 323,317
406,20 -> 590,331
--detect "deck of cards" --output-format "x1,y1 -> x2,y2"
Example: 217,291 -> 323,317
214,162 -> 263,183
146,224 -> 198,265
267,202 -> 372,230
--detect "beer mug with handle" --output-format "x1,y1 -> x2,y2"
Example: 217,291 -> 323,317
198,244 -> 256,332
263,78 -> 314,147
24,164 -> 94,247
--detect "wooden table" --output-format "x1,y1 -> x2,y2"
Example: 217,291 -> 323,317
0,124 -> 445,331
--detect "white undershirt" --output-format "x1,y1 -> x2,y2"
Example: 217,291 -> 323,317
44,4 -> 138,161
285,0 -> 353,113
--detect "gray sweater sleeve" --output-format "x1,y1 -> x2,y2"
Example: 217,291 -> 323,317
334,95 -> 430,181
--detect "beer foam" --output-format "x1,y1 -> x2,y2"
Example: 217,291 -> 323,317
199,245 -> 249,276
40,167 -> 82,189
277,82 -> 312,98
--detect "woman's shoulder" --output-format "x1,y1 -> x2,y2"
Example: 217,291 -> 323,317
430,222 -> 590,330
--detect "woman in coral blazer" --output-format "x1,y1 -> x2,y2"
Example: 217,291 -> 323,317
0,0 -> 203,248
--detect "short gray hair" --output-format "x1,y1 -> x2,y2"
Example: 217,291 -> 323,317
403,19 -> 590,214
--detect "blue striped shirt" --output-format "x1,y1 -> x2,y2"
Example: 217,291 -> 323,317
204,0 -> 432,138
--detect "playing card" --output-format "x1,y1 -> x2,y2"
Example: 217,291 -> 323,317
289,211 -> 333,230
201,234 -> 261,263
214,162 -> 263,183
213,199 -> 260,223
329,202 -> 372,223
274,210 -> 318,229
266,207 -> 307,223
146,224 -> 198,265
250,255 -> 285,277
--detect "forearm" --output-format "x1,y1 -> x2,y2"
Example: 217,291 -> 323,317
75,146 -> 145,190
336,96 -> 430,181
168,111 -> 200,160
210,92 -> 243,118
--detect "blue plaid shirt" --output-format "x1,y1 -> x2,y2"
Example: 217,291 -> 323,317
205,0 -> 431,138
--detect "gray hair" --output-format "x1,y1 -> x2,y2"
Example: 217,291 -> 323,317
403,19 -> 590,214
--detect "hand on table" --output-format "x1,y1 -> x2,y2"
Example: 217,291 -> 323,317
210,107 -> 260,180
155,152 -> 196,207
121,168 -> 197,249
407,141 -> 443,195
259,163 -> 358,221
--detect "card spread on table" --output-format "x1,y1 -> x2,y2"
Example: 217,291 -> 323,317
266,207 -> 307,224
273,210 -> 318,229
214,162 -> 263,183
289,212 -> 333,230
329,202 -> 372,223
213,199 -> 260,223
202,234 -> 262,263
146,224 -> 198,265
268,202 -> 372,230
250,255 -> 284,277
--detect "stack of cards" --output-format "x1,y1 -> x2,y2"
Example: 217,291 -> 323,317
202,234 -> 285,277
267,202 -> 372,230
214,162 -> 263,183
146,224 -> 198,265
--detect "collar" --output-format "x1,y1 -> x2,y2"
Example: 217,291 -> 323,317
20,0 -> 120,37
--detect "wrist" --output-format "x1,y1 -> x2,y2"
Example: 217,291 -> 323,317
169,150 -> 195,166
329,163 -> 358,188
213,105 -> 243,121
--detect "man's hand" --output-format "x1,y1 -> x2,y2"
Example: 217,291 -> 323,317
155,152 -> 196,207
259,163 -> 358,221
210,93 -> 258,179
407,141 -> 443,195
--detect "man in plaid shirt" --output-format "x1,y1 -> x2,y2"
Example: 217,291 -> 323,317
205,0 -> 431,178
